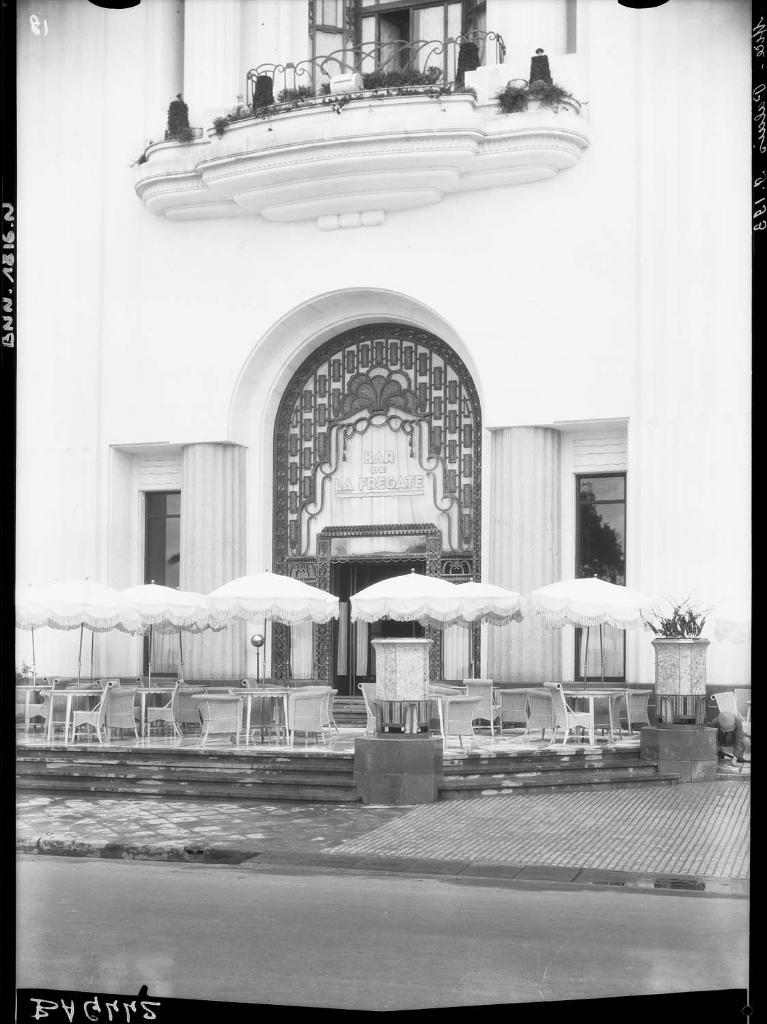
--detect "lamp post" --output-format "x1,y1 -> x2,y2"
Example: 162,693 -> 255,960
250,633 -> 265,688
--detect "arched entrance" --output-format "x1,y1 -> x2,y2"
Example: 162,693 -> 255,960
272,322 -> 482,691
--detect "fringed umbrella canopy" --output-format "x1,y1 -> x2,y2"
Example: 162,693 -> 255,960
350,571 -> 462,627
207,571 -> 340,626
15,579 -> 141,634
118,583 -> 217,633
530,576 -> 654,629
452,580 -> 524,626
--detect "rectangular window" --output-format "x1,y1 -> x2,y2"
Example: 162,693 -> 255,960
143,491 -> 181,675
575,473 -> 626,682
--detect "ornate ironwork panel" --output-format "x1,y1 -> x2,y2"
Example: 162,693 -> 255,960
272,324 -> 482,682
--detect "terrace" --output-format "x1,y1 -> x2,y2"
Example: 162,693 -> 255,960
134,35 -> 590,227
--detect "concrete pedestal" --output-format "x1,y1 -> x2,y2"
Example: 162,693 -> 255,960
640,726 -> 717,782
354,736 -> 443,805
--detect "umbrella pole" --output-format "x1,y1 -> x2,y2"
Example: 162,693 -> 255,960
178,630 -> 183,681
599,624 -> 605,686
90,630 -> 95,684
77,624 -> 84,687
31,627 -> 36,687
148,624 -> 153,689
583,625 -> 590,685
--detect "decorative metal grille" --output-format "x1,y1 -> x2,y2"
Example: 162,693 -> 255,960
272,323 -> 482,680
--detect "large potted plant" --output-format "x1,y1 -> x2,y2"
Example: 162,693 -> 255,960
645,597 -> 711,726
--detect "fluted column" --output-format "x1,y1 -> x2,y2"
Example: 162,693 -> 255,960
180,443 -> 246,678
486,426 -> 561,682
143,0 -> 184,140
183,0 -> 242,127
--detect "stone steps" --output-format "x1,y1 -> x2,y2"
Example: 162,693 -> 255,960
439,765 -> 678,800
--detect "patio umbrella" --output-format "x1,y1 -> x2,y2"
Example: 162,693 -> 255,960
207,572 -> 340,681
530,576 -> 655,684
208,571 -> 340,625
15,579 -> 141,685
350,570 -> 462,632
118,582 -> 222,687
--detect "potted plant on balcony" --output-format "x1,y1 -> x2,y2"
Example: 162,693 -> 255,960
644,597 -> 712,726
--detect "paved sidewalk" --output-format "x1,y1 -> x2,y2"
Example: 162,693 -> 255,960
17,777 -> 749,896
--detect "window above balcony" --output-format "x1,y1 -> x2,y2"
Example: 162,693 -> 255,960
134,38 -> 590,229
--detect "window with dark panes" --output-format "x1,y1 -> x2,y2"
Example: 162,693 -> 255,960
575,474 -> 626,682
143,492 -> 180,675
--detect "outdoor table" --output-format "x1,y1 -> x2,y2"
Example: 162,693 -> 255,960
562,688 -> 625,746
45,688 -> 103,743
16,684 -> 50,733
238,688 -> 290,746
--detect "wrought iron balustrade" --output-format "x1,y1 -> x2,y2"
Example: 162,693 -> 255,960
246,30 -> 505,108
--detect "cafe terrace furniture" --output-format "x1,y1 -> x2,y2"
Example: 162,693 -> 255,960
523,688 -> 556,740
463,679 -> 499,737
546,682 -> 595,746
439,695 -> 481,752
733,688 -> 751,722
175,683 -> 204,732
286,690 -> 329,746
713,691 -> 738,718
620,689 -> 652,735
232,687 -> 289,745
193,693 -> 242,747
16,686 -> 46,734
592,690 -> 626,738
40,686 -> 104,742
359,682 -> 378,735
145,681 -> 182,739
104,687 -> 140,741
495,688 -> 531,735
70,687 -> 111,743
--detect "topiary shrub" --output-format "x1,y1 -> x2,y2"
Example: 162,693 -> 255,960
166,94 -> 189,137
253,75 -> 274,110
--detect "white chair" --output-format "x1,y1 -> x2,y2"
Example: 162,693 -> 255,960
35,679 -> 69,739
193,693 -> 242,747
359,682 -> 378,735
70,687 -> 111,744
175,683 -> 203,732
463,679 -> 499,737
104,687 -> 140,741
621,689 -> 652,734
713,691 -> 738,717
146,681 -> 182,739
523,688 -> 556,741
545,682 -> 593,746
733,688 -> 751,722
496,688 -> 531,735
442,696 -> 481,752
287,691 -> 329,746
592,691 -> 626,739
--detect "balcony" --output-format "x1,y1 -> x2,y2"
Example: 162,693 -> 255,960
135,38 -> 590,229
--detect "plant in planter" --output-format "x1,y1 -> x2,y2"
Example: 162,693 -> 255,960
496,81 -> 530,113
644,597 -> 713,726
361,66 -> 442,90
495,77 -> 581,116
277,85 -> 315,103
166,93 -> 191,140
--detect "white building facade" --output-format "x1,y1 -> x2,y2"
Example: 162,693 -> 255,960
16,0 -> 751,694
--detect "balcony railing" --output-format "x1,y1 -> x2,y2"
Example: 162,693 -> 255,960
246,30 -> 506,106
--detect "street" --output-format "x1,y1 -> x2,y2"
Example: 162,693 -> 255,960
17,855 -> 749,1011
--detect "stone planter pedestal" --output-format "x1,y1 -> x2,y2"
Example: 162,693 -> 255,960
641,637 -> 715,780
354,638 -> 441,804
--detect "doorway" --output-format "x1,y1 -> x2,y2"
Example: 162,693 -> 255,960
332,559 -> 425,696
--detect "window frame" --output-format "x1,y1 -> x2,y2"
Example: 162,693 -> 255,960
574,471 -> 627,683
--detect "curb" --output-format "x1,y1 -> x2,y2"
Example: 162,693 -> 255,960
16,836 -> 749,897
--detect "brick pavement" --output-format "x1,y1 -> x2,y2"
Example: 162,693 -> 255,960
17,779 -> 749,891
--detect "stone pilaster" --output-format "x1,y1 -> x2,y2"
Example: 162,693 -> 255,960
486,426 -> 561,682
180,443 -> 246,678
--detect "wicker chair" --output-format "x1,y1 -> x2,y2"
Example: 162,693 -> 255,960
175,683 -> 203,732
287,691 -> 329,746
358,682 -> 378,735
620,689 -> 652,734
545,682 -> 593,746
146,681 -> 182,739
35,679 -> 69,739
441,695 -> 481,752
496,688 -> 531,735
193,693 -> 242,747
463,679 -> 499,737
523,688 -> 556,741
232,689 -> 283,744
592,691 -> 627,739
17,686 -> 45,733
70,686 -> 111,743
104,687 -> 140,741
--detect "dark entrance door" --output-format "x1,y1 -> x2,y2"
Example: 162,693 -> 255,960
331,559 -> 425,696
